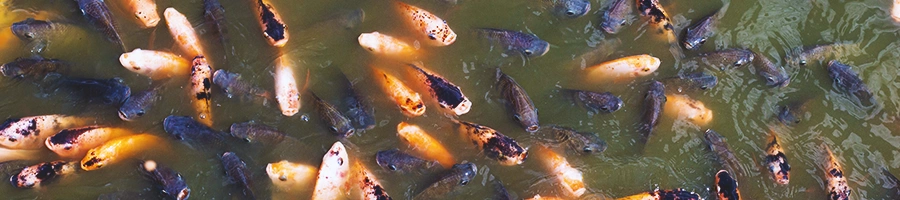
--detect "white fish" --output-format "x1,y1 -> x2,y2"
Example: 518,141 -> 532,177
164,7 -> 205,57
1,115 -> 88,149
266,160 -> 317,192
119,48 -> 190,79
585,54 -> 660,82
311,141 -> 351,200
274,55 -> 302,116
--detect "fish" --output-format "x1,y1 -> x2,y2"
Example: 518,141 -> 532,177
274,55 -> 301,117
894,0 -> 900,22
662,72 -> 718,91
822,144 -> 851,200
9,160 -> 75,188
58,77 -> 131,105
312,141 -> 351,200
0,148 -> 41,163
354,162 -> 393,200
397,2 -> 457,46
787,43 -> 857,66
636,0 -> 673,30
125,0 -> 159,28
375,68 -> 425,117
118,85 -> 162,121
266,160 -> 317,192
549,0 -> 591,18
188,56 -> 214,127
534,144 -> 585,197
883,167 -> 900,199
256,0 -> 289,47
229,122 -> 286,145
358,32 -> 416,58
0,115 -> 87,149
765,132 -> 790,185
663,94 -> 713,126
497,69 -> 539,132
81,134 -> 165,171
776,101 -> 805,126
639,81 -> 666,142
397,122 -> 455,168
75,0 -> 124,47
715,170 -> 741,200
682,10 -> 720,50
333,9 -> 365,29
342,72 -> 375,130
704,129 -> 743,179
493,180 -> 513,200
699,48 -> 755,70
212,69 -> 272,104
454,121 -> 528,166
164,8 -> 205,57
310,91 -> 355,138
527,195 -> 565,200
376,149 -> 437,173
140,160 -> 190,200
600,0 -> 632,34
827,60 -> 874,107
753,53 -> 790,87
585,54 -> 660,82
222,152 -> 255,199
476,28 -> 550,57
616,188 -> 702,200
119,48 -> 191,79
45,126 -> 130,159
410,64 -> 472,115
204,0 -> 229,51
10,18 -> 71,42
544,125 -> 607,154
1,56 -> 68,79
163,115 -> 227,150
569,89 -> 623,114
414,163 -> 477,200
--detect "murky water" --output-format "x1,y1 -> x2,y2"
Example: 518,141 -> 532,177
2,0 -> 900,199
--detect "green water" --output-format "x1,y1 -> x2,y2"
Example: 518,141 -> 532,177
2,0 -> 900,199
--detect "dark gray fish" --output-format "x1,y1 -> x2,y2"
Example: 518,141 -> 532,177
787,43 -> 858,66
229,122 -> 285,145
59,77 -> 131,105
492,180 -> 513,200
75,0 -> 123,46
545,125 -> 607,154
212,69 -> 271,104
497,70 -> 539,132
410,64 -> 471,115
600,0 -> 631,34
1,56 -> 68,79
883,168 -> 900,199
640,81 -> 665,143
221,152 -> 255,200
776,99 -> 809,126
10,160 -> 75,188
827,60 -> 874,107
10,18 -> 68,42
753,53 -> 790,87
683,10 -> 720,50
549,0 -> 590,18
118,85 -> 162,121
140,160 -> 189,200
662,72 -> 718,91
477,28 -> 550,57
204,0 -> 229,51
569,89 -> 622,114
162,115 -> 226,149
331,9 -> 365,30
715,170 -> 741,200
310,91 -> 355,138
341,72 -> 375,130
699,48 -> 755,70
455,121 -> 528,166
375,149 -> 436,173
704,129 -> 743,178
414,163 -> 477,200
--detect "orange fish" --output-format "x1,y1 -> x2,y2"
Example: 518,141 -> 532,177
397,2 -> 456,46
823,144 -> 851,200
585,54 -> 660,82
80,134 -> 166,171
375,68 -> 425,117
535,144 -> 585,197
266,160 -> 317,193
397,122 -> 455,168
663,94 -> 713,126
164,8 -> 205,57
125,0 -> 159,28
354,161 -> 392,200
190,56 -> 213,126
311,141 -> 351,200
45,126 -> 131,159
1,115 -> 88,149
119,49 -> 190,79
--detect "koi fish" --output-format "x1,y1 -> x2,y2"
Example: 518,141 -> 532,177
397,122 -> 455,168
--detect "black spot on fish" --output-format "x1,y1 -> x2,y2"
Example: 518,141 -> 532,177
49,127 -> 95,146
202,78 -> 211,90
259,2 -> 286,42
195,92 -> 211,100
83,157 -> 101,167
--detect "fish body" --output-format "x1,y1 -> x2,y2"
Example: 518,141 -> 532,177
571,90 -> 623,113
765,133 -> 790,185
140,160 -> 190,200
663,94 -> 713,126
190,56 -> 213,126
204,0 -> 229,48
663,72 -> 717,91
59,77 -> 131,105
375,149 -> 436,173
549,0 -> 591,18
497,70 -> 539,132
894,0 -> 900,22
753,53 -> 790,87
477,28 -> 549,57
163,115 -> 226,149
222,152 -> 255,199
119,48 -> 191,79
164,8 -> 205,57
534,145 -> 585,197
125,0 -> 159,28
414,163 -> 477,200
310,92 -> 355,138
80,134 -> 164,171
229,122 -> 286,145
545,125 -> 607,154
212,69 -> 272,103
410,64 -> 472,115
699,48 -> 755,70
45,126 -> 130,159
342,72 -> 375,130
1,56 -> 68,79
704,129 -> 742,178
266,160 -> 316,192
355,162 -> 393,200
0,115 -> 86,149
827,60 -> 874,106
883,168 -> 900,198
397,2 -> 456,46
257,0 -> 288,47
617,189 -> 702,200
636,0 -> 673,30
822,145 -> 851,200
358,32 -> 416,57
10,160 -> 75,188
776,102 -> 803,126
75,0 -> 123,45
397,122 -> 455,168
274,55 -> 300,116
601,0 -> 632,34
715,170 -> 741,200
683,10 -> 719,50
10,18 -> 71,42
118,85 -> 162,121
375,68 -> 425,116
312,141 -> 351,200
789,43 -> 851,66
586,54 -> 660,82
640,81 -> 665,141
455,121 -> 527,166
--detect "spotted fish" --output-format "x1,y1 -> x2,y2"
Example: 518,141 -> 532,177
190,56 -> 213,126
397,2 -> 457,46
125,0 -> 159,28
0,115 -> 88,149
616,188 -> 702,200
765,132 -> 790,185
497,69 -> 539,132
354,162 -> 392,200
455,121 -> 527,166
375,68 -> 425,117
80,134 -> 165,171
821,144 -> 851,200
140,160 -> 190,200
312,141 -> 351,200
410,64 -> 471,115
45,126 -> 130,159
715,170 -> 741,200
256,0 -> 289,47
10,160 -> 75,188
274,55 -> 302,117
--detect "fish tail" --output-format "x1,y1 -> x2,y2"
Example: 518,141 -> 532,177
0,148 -> 40,163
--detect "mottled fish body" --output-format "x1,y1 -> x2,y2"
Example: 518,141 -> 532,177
640,81 -> 665,142
10,160 -> 75,188
455,121 -> 527,166
80,134 -> 165,171
118,85 -> 162,121
256,0 -> 288,47
375,68 -> 425,116
354,162 -> 393,200
827,60 -> 874,107
410,64 -> 471,115
45,126 -> 130,159
75,0 -> 123,46
715,170 -> 741,200
124,0 -> 159,28
229,122 -> 286,145
0,115 -> 87,149
663,94 -> 713,126
601,0 -> 632,34
683,10 -> 720,50
222,152 -> 255,199
274,55 -> 301,117
570,90 -> 623,113
212,69 -> 272,104
190,56 -> 213,126
545,125 -> 607,154
311,141 -> 351,200
1,57 -> 67,79
822,144 -> 851,200
699,48 -> 755,70
765,133 -> 790,185
397,2 -> 456,46
310,92 -> 354,138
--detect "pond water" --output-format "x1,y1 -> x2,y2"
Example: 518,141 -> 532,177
1,0 -> 900,199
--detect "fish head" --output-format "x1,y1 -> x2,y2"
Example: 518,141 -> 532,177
688,73 -> 718,90
577,135 -> 607,154
375,149 -> 424,171
523,40 -> 550,57
451,163 -> 477,185
715,170 -> 741,200
682,32 -> 706,51
600,16 -> 627,34
338,9 -> 365,29
635,56 -> 661,76
10,18 -> 51,41
102,78 -> 131,105
0,62 -> 25,78
777,105 -> 800,126
0,118 -> 31,148
733,51 -> 755,66
118,99 -> 147,121
759,66 -> 790,87
556,0 -> 590,18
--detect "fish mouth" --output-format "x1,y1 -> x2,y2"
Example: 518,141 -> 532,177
683,41 -> 696,50
600,24 -> 617,34
117,110 -> 133,121
525,125 -> 540,133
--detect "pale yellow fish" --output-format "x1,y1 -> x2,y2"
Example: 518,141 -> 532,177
125,0 -> 159,28
374,68 -> 426,117
274,54 -> 300,116
80,134 -> 166,171
534,144 -> 585,198
164,7 -> 205,57
585,54 -> 659,82
893,0 -> 900,22
0,148 -> 41,163
0,115 -> 88,150
190,56 -> 213,126
823,144 -> 851,200
119,48 -> 190,79
397,122 -> 455,169
266,160 -> 317,192
397,2 -> 456,46
358,32 -> 416,57
354,161 -> 392,200
45,126 -> 131,159
311,141 -> 351,200
663,94 -> 713,126
257,0 -> 289,47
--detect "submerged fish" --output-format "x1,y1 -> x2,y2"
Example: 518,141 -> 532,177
497,69 -> 539,132
59,77 -> 131,105
753,53 -> 790,87
266,160 -> 317,192
190,56 -> 213,126
414,163 -> 477,200
477,28 -> 550,57
375,149 -> 437,173
119,48 -> 191,79
715,170 -> 741,200
118,85 -> 162,121
600,0 -> 631,34
212,69 -> 272,104
397,122 -> 455,168
776,101 -> 806,126
310,91 -> 355,138
45,126 -> 130,159
342,72 -> 375,130
75,0 -> 123,46
639,81 -> 665,142
397,2 -> 457,46
549,0 -> 591,18
256,0 -> 289,47
10,18 -> 71,42
569,89 -> 623,114
274,55 -> 301,117
788,43 -> 856,66
636,0 -> 673,30
10,160 -> 75,188
544,125 -> 607,154
822,144 -> 851,200
683,10 -> 720,50
454,121 -> 528,166
827,60 -> 874,107
0,115 -> 87,149
229,122 -> 286,145
585,54 -> 660,82
663,94 -> 713,126
704,129 -> 743,179
81,134 -> 165,171
204,0 -> 229,50
883,168 -> 900,198
140,160 -> 190,200
358,32 -> 416,58
1,56 -> 68,79
375,68 -> 425,117
125,0 -> 159,28
410,64 -> 472,115
354,162 -> 393,200
222,152 -> 255,199
163,115 -> 227,149
534,144 -> 585,198
662,72 -> 718,91
164,7 -> 205,57
617,188 -> 702,200
765,133 -> 790,185
699,48 -> 755,70
312,141 -> 351,200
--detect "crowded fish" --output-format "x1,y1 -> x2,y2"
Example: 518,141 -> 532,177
454,120 -> 528,166
45,126 -> 130,159
118,85 -> 162,121
414,162 -> 477,199
476,28 -> 550,57
10,160 -> 75,188
410,64 -> 472,115
396,2 -> 456,46
497,69 -> 540,132
375,68 -> 425,117
80,134 -> 166,171
189,56 -> 213,126
396,122 -> 455,168
140,160 -> 190,200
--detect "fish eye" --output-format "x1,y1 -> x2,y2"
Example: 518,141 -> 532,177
524,50 -> 533,55
388,164 -> 397,171
699,38 -> 707,44
619,19 -> 626,25
642,68 -> 650,72
701,85 -> 709,90
566,10 -> 576,16
329,127 -> 338,132
799,60 -> 807,65
427,33 -> 437,40
136,110 -> 145,116
25,33 -> 34,39
460,180 -> 469,185
583,147 -> 593,153
599,105 -> 609,111
766,76 -> 775,83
